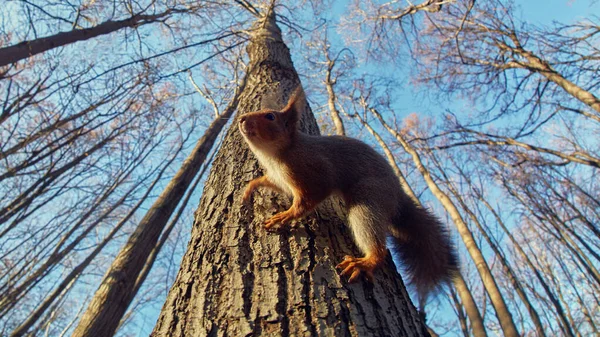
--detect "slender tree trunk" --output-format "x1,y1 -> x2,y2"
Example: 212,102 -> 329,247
349,104 -> 419,205
449,287 -> 470,337
0,131 -> 122,225
516,187 -> 600,287
0,172 -> 134,316
371,108 -> 520,337
369,128 -> 488,337
477,183 -> 575,337
324,57 -> 345,136
567,270 -> 599,335
349,99 -> 488,337
36,276 -> 79,335
501,181 -> 585,336
439,160 -> 547,337
453,274 -> 488,337
545,260 -> 581,337
71,81 -> 245,337
516,48 -> 600,114
0,9 -> 186,67
152,10 -> 428,337
115,149 -> 217,333
130,147 -> 217,303
8,152 -> 173,337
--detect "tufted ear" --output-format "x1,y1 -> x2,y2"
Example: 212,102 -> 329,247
280,87 -> 305,129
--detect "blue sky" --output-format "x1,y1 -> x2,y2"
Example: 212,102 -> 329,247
1,1 -> 598,336
520,0 -> 598,24
133,1 -> 599,335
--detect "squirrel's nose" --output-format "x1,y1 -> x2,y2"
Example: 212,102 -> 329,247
239,116 -> 247,124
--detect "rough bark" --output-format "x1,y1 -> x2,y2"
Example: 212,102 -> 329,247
71,82 -> 244,337
151,11 -> 428,337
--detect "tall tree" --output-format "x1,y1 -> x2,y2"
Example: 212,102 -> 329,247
368,106 -> 520,337
3,0 -> 597,335
71,75 -> 246,337
152,7 -> 428,336
0,5 -> 199,67
318,49 -> 488,336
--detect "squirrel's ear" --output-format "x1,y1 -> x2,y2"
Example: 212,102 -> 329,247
280,87 -> 305,128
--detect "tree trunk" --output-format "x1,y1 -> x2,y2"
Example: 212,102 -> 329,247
517,48 -> 600,114
8,154 -> 174,337
440,161 -> 547,337
449,287 -> 469,337
0,9 -> 185,67
0,185 -> 126,316
70,81 -> 244,337
370,108 -> 520,337
324,57 -> 346,136
351,108 -> 488,337
453,274 -> 488,337
152,10 -> 428,337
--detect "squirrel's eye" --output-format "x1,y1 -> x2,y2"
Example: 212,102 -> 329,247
264,113 -> 275,121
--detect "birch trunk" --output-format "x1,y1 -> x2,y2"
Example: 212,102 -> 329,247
371,108 -> 520,337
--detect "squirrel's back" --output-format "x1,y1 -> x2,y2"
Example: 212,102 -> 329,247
294,133 -> 459,301
288,133 -> 401,196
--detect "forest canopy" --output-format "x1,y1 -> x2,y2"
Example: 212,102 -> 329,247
0,0 -> 598,336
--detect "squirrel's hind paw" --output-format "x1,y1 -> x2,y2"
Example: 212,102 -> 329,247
264,211 -> 293,231
336,255 -> 376,283
242,187 -> 254,205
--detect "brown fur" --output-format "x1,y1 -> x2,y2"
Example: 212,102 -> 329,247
239,88 -> 458,300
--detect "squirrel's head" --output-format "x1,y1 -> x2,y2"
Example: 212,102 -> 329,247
238,87 -> 305,152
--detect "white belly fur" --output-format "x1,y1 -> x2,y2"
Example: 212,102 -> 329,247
250,146 -> 293,195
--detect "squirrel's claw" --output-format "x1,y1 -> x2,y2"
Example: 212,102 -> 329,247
264,211 -> 292,230
336,255 -> 375,283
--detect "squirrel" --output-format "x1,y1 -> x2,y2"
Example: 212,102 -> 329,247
238,87 -> 458,301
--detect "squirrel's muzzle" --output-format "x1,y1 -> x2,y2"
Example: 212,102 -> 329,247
238,115 -> 256,137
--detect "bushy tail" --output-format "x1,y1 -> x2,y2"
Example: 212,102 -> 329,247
390,199 -> 459,304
